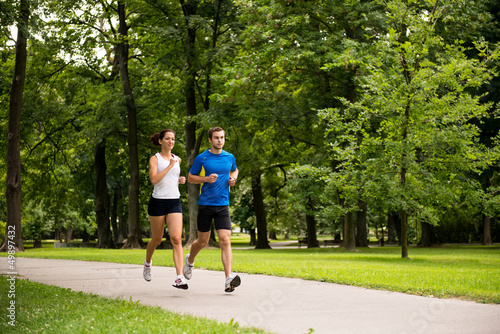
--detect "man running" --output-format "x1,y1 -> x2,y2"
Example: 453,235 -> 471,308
183,126 -> 241,292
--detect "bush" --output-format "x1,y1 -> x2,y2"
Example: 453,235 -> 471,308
0,220 -> 5,241
436,209 -> 482,243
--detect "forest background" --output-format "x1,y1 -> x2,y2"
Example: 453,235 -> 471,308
1,0 -> 500,259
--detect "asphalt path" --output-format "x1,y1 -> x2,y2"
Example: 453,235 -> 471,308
3,257 -> 500,334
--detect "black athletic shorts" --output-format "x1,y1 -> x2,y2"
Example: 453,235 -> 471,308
197,205 -> 232,232
148,197 -> 182,216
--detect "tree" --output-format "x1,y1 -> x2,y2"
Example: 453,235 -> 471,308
117,1 -> 143,249
140,0 -> 240,245
94,140 -> 114,248
1,0 -> 29,252
285,165 -> 328,248
321,0 -> 499,258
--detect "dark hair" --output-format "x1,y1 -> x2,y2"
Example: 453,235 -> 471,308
150,129 -> 175,147
208,126 -> 224,139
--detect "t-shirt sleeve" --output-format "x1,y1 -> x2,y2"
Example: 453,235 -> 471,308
231,155 -> 237,172
190,155 -> 202,175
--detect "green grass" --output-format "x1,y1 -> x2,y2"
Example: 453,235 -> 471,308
0,276 -> 265,334
5,241 -> 500,304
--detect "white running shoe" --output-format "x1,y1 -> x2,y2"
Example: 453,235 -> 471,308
183,254 -> 193,280
143,265 -> 152,282
225,274 -> 241,293
172,276 -> 188,290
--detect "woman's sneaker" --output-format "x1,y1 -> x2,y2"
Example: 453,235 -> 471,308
143,265 -> 152,282
183,254 -> 193,280
225,274 -> 241,293
172,276 -> 188,290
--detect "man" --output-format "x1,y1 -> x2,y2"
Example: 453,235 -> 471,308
183,126 -> 241,292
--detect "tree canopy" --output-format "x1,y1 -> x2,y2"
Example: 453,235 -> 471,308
1,0 -> 499,257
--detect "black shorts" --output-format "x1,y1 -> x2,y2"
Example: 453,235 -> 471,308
148,197 -> 182,216
197,205 -> 232,232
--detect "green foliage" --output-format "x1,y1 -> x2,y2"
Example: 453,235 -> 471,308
0,220 -> 5,242
2,0 -> 499,247
21,200 -> 52,241
319,0 -> 500,228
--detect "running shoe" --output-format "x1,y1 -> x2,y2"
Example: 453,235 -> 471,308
183,254 -> 193,280
143,265 -> 152,282
172,276 -> 188,290
225,274 -> 241,293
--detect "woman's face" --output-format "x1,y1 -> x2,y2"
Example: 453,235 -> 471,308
160,131 -> 175,150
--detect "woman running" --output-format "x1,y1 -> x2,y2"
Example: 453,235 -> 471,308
143,129 -> 188,289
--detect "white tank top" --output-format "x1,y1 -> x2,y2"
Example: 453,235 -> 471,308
152,153 -> 181,199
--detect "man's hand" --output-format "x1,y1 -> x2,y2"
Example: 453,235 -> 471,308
206,173 -> 218,183
229,177 -> 236,186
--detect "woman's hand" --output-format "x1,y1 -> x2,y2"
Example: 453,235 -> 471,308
179,176 -> 186,184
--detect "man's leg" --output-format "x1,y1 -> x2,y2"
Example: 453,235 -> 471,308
217,228 -> 232,278
187,231 -> 211,264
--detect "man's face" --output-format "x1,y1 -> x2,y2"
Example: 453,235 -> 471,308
209,131 -> 225,150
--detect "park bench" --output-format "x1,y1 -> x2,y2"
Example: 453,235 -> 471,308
298,238 -> 340,248
298,237 -> 308,248
322,239 -> 340,247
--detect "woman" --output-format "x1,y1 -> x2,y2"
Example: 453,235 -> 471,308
144,129 -> 188,289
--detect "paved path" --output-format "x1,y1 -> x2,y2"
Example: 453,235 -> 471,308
3,257 -> 500,334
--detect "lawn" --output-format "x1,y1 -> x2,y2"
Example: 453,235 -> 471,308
0,276 -> 266,334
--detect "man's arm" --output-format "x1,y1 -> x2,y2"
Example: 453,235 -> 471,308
188,172 -> 218,184
229,169 -> 239,186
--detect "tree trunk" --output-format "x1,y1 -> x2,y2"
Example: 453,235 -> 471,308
95,141 -> 114,249
55,227 -> 63,243
356,200 -> 368,247
1,0 -> 29,253
65,225 -> 73,244
400,209 -> 408,258
387,212 -> 397,244
182,0 -> 202,247
111,186 -> 122,243
343,211 -> 356,251
252,173 -> 271,249
249,228 -> 256,246
418,222 -> 440,247
305,196 -> 319,248
82,230 -> 90,243
482,214 -> 492,245
117,208 -> 127,244
117,1 -> 142,249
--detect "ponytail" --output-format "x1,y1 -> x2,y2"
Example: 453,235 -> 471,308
150,133 -> 161,147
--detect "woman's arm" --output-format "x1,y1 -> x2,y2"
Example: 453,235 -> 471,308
149,155 -> 176,186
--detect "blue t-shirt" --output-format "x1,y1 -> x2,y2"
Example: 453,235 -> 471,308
190,149 -> 237,206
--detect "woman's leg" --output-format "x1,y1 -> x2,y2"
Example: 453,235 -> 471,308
146,215 -> 165,263
166,213 -> 184,276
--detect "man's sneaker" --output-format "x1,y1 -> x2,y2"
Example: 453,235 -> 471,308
143,265 -> 152,282
183,254 -> 193,280
172,276 -> 188,290
225,274 -> 241,293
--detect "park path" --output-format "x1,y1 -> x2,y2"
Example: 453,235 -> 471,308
3,257 -> 500,334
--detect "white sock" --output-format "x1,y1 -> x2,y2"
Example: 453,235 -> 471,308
144,260 -> 151,267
